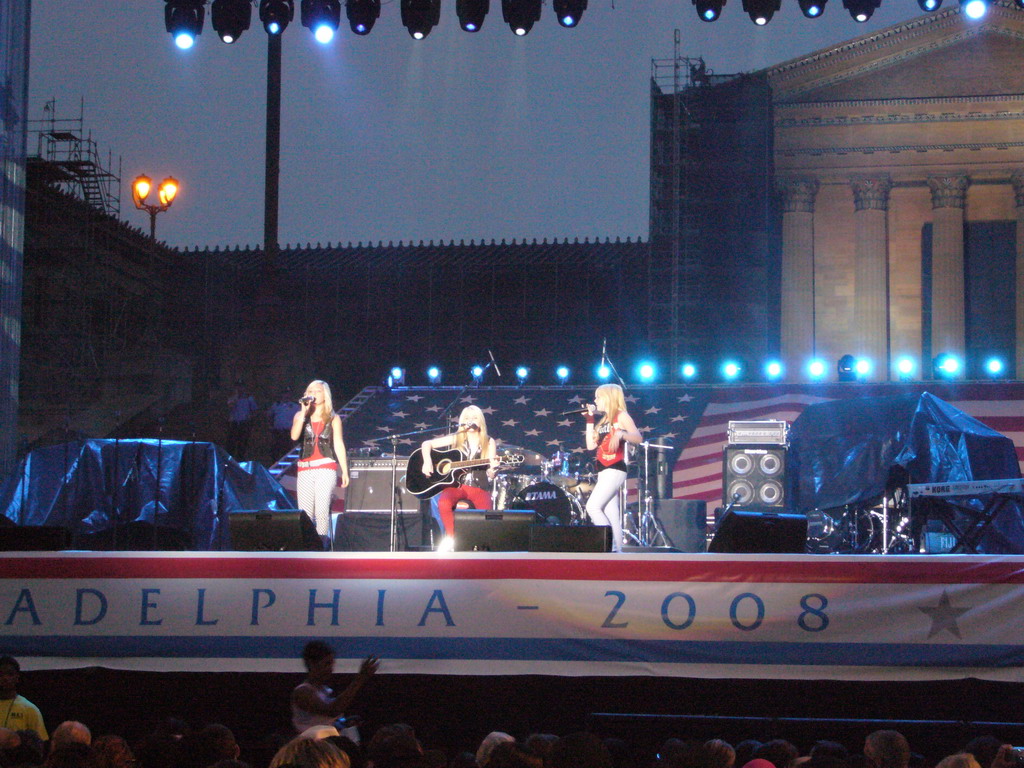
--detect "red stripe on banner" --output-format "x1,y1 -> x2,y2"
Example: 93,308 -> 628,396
3,553 -> 1024,583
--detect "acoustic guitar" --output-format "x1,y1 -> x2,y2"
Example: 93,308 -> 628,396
405,447 -> 524,499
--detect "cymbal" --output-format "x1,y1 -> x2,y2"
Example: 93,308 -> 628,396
496,442 -> 547,467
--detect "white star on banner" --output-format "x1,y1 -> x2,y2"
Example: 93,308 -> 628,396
533,409 -> 552,417
502,419 -> 520,427
546,439 -> 563,447
671,415 -> 688,423
425,405 -> 442,412
513,396 -> 530,405
524,429 -> 542,436
678,394 -> 694,402
568,395 -> 583,404
625,395 -> 639,403
376,426 -> 392,432
645,406 -> 661,415
662,432 -> 678,440
415,423 -> 430,430
406,395 -> 423,402
392,411 -> 409,419
481,407 -> 496,414
398,438 -> 414,445
640,426 -> 654,433
460,395 -> 477,403
572,447 -> 587,454
557,419 -> 573,428
919,590 -> 971,639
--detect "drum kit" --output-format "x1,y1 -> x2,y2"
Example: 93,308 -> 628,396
492,444 -> 595,525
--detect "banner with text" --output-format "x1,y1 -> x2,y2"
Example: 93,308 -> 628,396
2,552 -> 1023,681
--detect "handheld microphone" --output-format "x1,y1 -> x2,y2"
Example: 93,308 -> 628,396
560,407 -> 606,417
300,396 -> 314,405
458,423 -> 480,432
488,349 -> 501,378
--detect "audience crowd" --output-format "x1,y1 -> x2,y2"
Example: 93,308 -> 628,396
1,653 -> 1020,768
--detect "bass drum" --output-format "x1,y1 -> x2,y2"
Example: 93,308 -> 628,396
509,481 -> 584,526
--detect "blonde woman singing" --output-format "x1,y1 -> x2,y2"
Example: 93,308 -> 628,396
291,380 -> 350,550
585,383 -> 642,552
420,405 -> 498,543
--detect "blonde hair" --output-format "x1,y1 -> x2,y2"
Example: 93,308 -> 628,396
935,756 -> 981,768
270,737 -> 350,768
454,405 -> 489,454
305,379 -> 336,424
595,383 -> 627,429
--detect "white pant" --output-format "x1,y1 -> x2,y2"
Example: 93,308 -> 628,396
585,468 -> 626,552
296,467 -> 337,548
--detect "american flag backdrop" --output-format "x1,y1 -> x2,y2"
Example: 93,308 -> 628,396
279,381 -> 1024,511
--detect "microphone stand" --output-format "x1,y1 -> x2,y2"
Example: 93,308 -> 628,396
602,345 -> 627,390
367,425 -> 456,552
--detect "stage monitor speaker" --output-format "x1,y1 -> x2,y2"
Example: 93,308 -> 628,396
653,499 -> 707,553
708,509 -> 808,553
346,459 -> 421,515
0,526 -> 70,551
529,525 -> 611,553
453,509 -> 533,552
722,445 -> 787,509
333,512 -> 423,551
230,510 -> 320,551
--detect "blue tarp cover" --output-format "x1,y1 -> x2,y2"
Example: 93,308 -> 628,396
788,392 -> 1024,553
0,439 -> 295,550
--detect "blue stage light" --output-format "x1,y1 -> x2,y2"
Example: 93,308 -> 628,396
427,366 -> 441,383
516,366 -> 529,382
854,358 -> 872,378
808,359 -> 827,380
389,366 -> 405,383
962,0 -> 986,18
895,356 -> 915,380
314,22 -> 335,41
175,32 -> 197,48
268,20 -> 281,32
681,363 -> 697,380
934,353 -> 962,378
765,360 -> 783,380
596,364 -> 611,381
722,361 -> 741,381
985,357 -> 1005,376
471,365 -> 485,379
556,366 -> 570,382
637,362 -> 656,382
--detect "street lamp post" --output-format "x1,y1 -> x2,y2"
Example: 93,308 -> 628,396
132,175 -> 180,240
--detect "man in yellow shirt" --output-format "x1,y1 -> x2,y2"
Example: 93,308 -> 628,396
0,656 -> 47,741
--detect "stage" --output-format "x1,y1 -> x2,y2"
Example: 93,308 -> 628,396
3,550 -> 1023,682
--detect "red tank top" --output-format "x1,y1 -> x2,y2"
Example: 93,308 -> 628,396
596,424 -> 626,468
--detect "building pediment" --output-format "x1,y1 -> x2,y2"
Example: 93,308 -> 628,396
768,2 -> 1024,102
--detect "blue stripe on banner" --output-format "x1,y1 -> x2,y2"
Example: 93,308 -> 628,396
7,636 -> 1024,668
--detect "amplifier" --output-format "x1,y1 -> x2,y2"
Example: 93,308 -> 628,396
347,457 -> 421,515
727,420 -> 788,445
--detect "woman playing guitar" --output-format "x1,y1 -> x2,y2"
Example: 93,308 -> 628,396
584,383 -> 642,552
419,405 -> 498,546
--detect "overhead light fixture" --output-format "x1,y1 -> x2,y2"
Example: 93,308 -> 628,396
807,359 -> 827,380
259,0 -> 295,34
681,362 -> 697,380
765,360 -> 783,381
797,0 -> 826,16
637,362 -> 656,383
917,0 -> 941,10
895,356 -> 915,381
427,366 -> 442,384
741,0 -> 780,24
501,0 -> 541,35
984,357 -> 1006,378
693,0 -> 726,20
387,366 -> 406,387
842,0 -> 880,21
456,0 -> 489,30
346,0 -> 381,33
301,0 -> 341,42
722,361 -> 742,381
837,354 -> 856,382
165,0 -> 205,49
553,0 -> 587,26
960,0 -> 987,17
515,366 -> 529,384
933,353 -> 962,379
556,365 -> 570,383
400,0 -> 441,38
211,0 -> 251,42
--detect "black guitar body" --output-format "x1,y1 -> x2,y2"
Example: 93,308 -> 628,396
405,447 -> 472,499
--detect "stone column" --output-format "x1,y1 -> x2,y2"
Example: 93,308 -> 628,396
778,178 -> 819,380
851,176 -> 892,380
927,174 -> 969,364
1012,171 -> 1024,377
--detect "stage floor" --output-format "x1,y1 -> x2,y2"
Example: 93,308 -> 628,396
2,550 -> 1023,682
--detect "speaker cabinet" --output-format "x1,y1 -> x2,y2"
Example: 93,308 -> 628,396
0,526 -> 70,551
333,512 -> 423,551
529,525 -> 612,553
652,499 -> 707,553
230,510 -> 320,551
453,509 -> 533,552
722,445 -> 787,509
708,509 -> 807,553
346,459 -> 420,514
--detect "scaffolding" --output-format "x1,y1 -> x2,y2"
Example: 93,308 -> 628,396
27,99 -> 121,218
648,33 -> 708,370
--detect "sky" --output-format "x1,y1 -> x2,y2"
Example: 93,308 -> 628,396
28,0 -> 928,251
